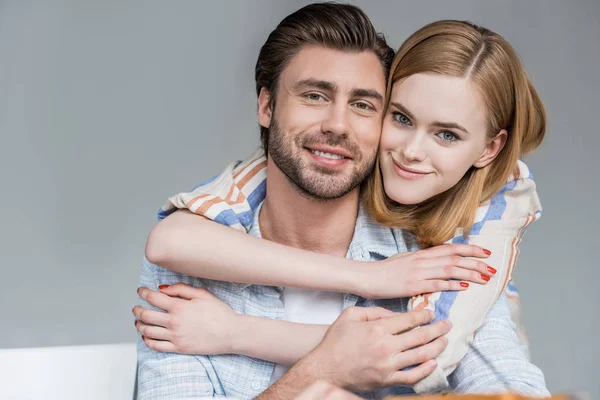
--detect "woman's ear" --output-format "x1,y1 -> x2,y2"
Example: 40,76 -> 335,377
474,129 -> 508,168
257,87 -> 273,129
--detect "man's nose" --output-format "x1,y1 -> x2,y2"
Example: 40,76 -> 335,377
321,102 -> 350,137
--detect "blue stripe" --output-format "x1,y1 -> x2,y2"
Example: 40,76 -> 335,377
212,180 -> 267,228
431,179 -> 516,325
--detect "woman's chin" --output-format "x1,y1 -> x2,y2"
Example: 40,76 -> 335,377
385,190 -> 428,206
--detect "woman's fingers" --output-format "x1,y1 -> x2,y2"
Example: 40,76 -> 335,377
135,321 -> 171,341
418,244 -> 490,259
412,279 -> 470,294
137,287 -> 177,311
159,283 -> 217,300
132,306 -> 170,327
419,256 -> 494,281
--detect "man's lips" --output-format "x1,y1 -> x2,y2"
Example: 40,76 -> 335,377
304,145 -> 353,160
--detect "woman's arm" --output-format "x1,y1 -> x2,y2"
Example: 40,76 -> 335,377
146,209 -> 363,295
146,210 -> 492,299
134,284 -> 325,365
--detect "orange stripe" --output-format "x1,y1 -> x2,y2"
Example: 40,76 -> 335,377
185,193 -> 210,209
224,160 -> 267,206
195,196 -> 226,216
233,156 -> 266,179
237,160 -> 267,189
188,158 -> 267,218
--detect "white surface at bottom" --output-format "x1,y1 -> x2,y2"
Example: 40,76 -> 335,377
0,343 -> 137,400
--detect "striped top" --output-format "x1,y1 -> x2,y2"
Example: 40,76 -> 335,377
157,148 -> 543,394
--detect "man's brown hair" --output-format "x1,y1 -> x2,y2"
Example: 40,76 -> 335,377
255,2 -> 394,154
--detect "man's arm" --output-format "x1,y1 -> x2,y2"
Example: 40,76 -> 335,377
448,291 -> 550,397
137,257 -> 219,399
257,306 -> 448,399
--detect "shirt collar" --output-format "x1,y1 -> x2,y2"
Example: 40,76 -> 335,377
346,202 -> 404,261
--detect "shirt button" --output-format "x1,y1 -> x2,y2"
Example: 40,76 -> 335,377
251,381 -> 261,391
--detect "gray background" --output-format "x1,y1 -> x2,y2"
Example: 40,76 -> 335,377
1,0 -> 597,397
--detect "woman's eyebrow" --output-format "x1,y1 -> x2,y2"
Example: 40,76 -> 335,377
432,121 -> 470,135
389,101 -> 415,120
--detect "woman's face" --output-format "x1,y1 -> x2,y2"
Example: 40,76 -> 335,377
379,73 -> 504,205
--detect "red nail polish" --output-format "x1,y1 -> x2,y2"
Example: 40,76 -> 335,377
483,249 -> 492,256
158,284 -> 169,290
487,266 -> 497,274
460,282 -> 469,288
481,274 -> 490,282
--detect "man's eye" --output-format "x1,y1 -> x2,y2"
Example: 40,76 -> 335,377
354,101 -> 373,111
392,112 -> 412,126
305,93 -> 325,101
436,130 -> 459,142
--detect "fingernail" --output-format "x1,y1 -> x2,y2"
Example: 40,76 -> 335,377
481,274 -> 490,282
460,282 -> 469,288
137,287 -> 141,294
483,248 -> 492,256
158,284 -> 169,290
487,266 -> 497,274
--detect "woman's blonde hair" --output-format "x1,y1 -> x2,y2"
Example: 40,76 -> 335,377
363,20 -> 546,247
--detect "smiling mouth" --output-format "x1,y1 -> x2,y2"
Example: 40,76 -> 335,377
309,149 -> 345,160
392,158 -> 432,179
304,146 -> 352,168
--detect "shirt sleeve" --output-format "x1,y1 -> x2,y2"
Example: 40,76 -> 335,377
448,292 -> 550,397
158,148 -> 267,232
410,161 -> 543,394
136,257 -> 223,399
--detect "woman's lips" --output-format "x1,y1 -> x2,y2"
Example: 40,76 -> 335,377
392,159 -> 432,180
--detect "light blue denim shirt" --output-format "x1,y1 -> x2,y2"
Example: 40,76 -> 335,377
137,202 -> 549,399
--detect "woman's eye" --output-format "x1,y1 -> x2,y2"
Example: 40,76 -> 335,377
437,130 -> 459,142
392,112 -> 412,126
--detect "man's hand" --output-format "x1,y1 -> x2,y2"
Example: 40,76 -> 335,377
358,244 -> 495,299
295,306 -> 450,392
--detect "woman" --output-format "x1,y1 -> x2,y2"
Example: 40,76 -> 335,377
134,20 -> 545,394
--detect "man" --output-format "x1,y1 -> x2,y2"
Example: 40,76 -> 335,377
135,3 -> 548,399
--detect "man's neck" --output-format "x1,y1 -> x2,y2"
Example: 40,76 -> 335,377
259,158 -> 359,258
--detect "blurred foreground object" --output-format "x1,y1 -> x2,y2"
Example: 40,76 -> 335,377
0,343 -> 137,400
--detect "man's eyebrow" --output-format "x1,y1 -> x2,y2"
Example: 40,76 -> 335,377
293,79 -> 337,92
351,88 -> 383,103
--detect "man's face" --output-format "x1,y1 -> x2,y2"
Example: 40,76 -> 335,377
259,45 -> 386,200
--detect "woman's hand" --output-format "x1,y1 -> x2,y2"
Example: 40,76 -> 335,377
358,244 -> 496,299
134,283 -> 239,354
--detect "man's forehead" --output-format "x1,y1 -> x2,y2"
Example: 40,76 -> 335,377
280,45 -> 386,93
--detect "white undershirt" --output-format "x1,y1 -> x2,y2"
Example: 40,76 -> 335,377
269,287 -> 344,385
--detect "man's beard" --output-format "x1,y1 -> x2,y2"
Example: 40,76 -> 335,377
267,116 -> 377,201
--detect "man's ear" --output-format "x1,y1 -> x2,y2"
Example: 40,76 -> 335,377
257,87 -> 273,129
474,129 -> 508,168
